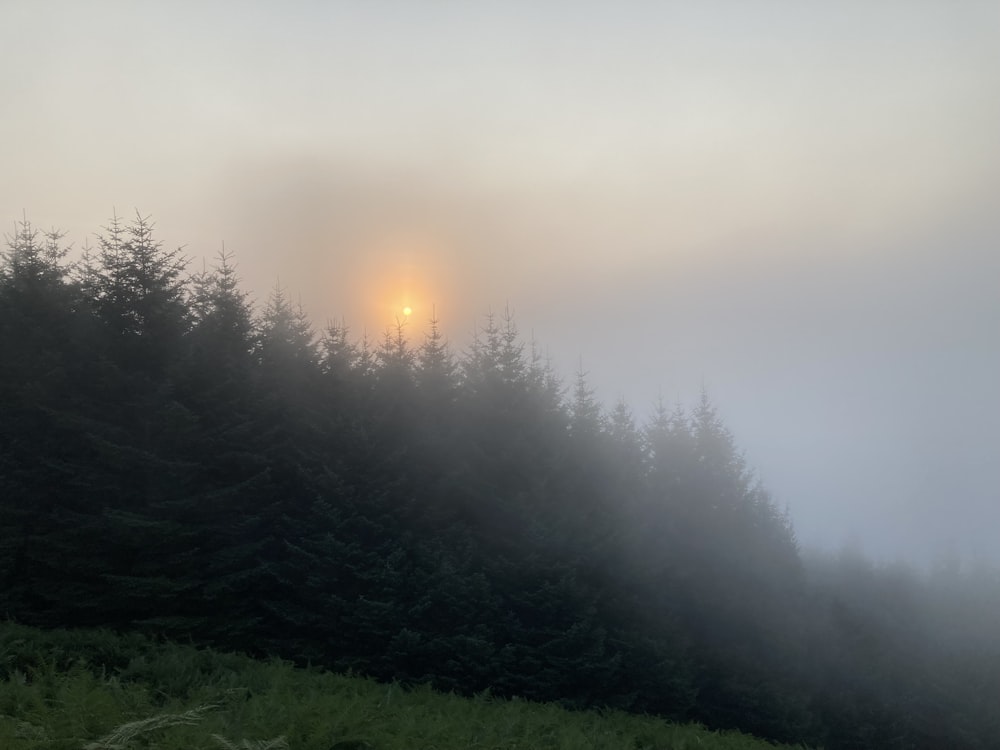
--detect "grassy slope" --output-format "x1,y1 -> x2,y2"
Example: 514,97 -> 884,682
0,623 -> 807,750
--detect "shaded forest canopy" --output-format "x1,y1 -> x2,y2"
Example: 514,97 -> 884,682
2,213 -> 999,749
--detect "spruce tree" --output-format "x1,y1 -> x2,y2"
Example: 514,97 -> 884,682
82,211 -> 189,374
0,218 -> 91,621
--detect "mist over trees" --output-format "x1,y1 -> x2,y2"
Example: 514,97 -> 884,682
2,214 -> 999,749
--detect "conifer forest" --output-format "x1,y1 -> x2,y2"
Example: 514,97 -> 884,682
2,215 -> 999,749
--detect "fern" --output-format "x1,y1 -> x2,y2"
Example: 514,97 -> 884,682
82,702 -> 219,749
210,734 -> 289,750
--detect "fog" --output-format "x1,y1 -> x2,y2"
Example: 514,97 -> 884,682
2,1 -> 998,564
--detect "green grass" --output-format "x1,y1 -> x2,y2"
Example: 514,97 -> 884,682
0,622 -> 808,750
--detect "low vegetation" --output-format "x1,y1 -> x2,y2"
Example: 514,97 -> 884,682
0,622 -> 804,750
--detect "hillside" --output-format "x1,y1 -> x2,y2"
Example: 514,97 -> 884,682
0,623 -> 804,750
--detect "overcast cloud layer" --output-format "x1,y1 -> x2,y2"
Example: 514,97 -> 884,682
2,1 -> 998,563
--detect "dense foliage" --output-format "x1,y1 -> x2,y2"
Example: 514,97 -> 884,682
0,622 -> 804,750
2,214 -> 998,749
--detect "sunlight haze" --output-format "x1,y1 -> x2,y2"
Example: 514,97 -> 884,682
2,0 -> 999,563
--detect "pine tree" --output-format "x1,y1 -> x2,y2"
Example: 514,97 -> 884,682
0,218 -> 83,392
320,319 -> 357,384
0,218 -> 93,619
570,360 -> 603,438
416,308 -> 458,411
256,283 -> 316,374
189,249 -> 254,364
82,211 -> 190,375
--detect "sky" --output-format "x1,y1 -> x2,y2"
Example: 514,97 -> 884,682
2,1 -> 999,564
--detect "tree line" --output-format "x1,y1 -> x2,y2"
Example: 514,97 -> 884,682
1,213 -> 998,749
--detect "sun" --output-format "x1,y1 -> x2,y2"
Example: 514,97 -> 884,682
402,306 -> 413,317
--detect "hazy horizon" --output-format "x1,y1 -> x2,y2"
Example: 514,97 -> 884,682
3,1 -> 998,565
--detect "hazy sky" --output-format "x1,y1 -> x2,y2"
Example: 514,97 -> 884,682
3,1 -> 998,564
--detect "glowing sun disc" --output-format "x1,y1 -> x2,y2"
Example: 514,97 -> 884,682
402,306 -> 413,317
